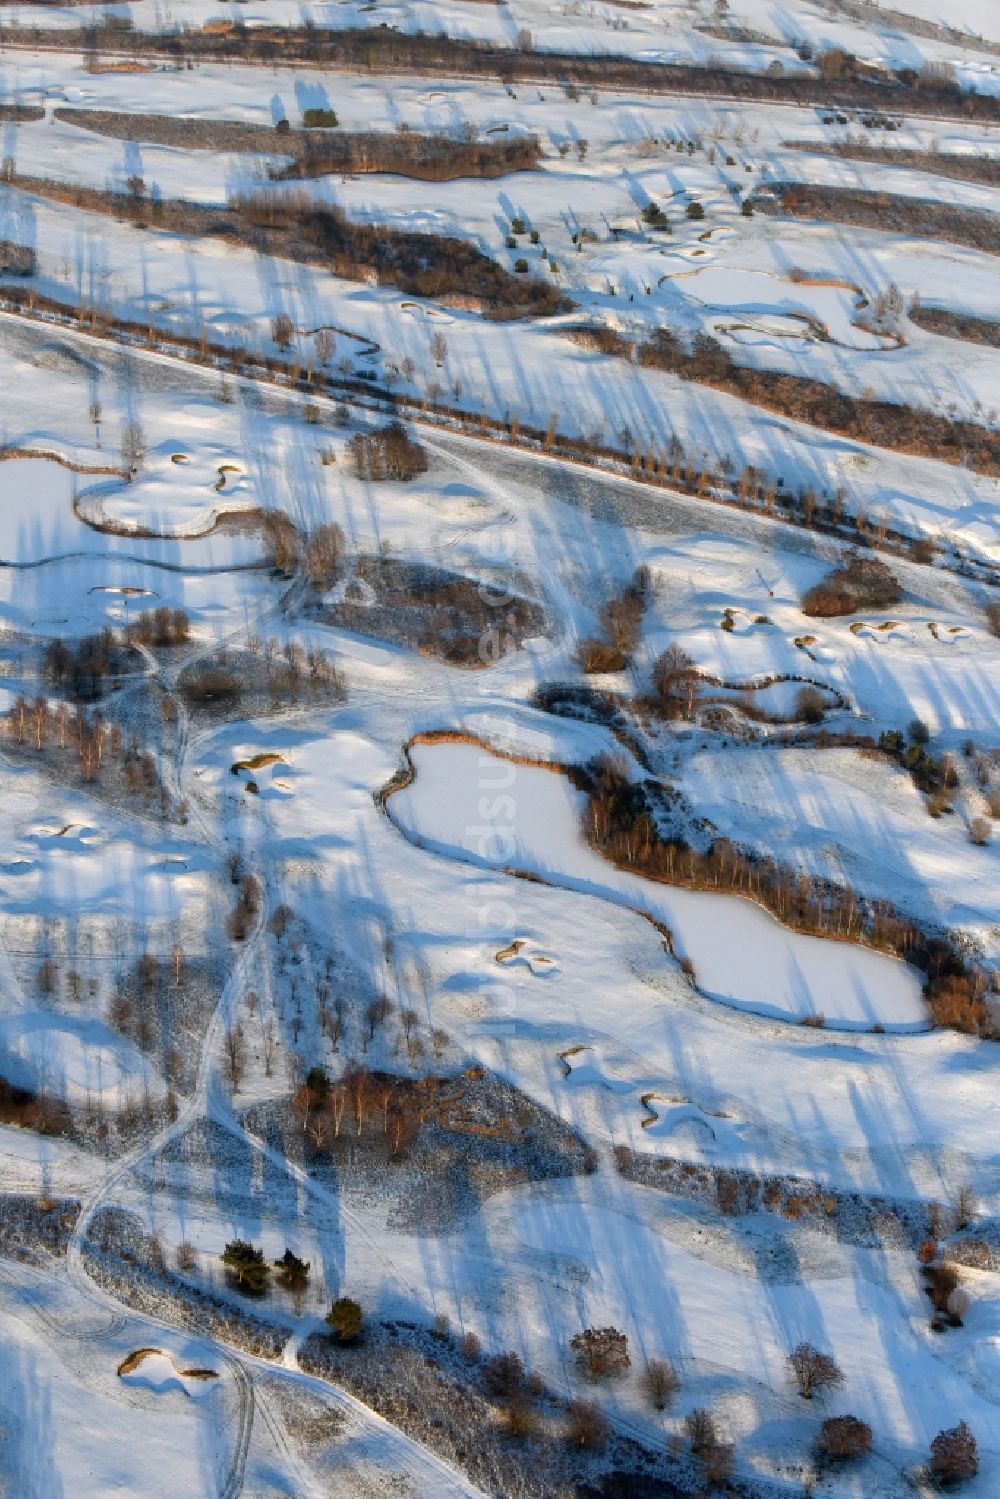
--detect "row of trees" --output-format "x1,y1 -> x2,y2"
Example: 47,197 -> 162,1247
592,319 -> 1000,480
127,607 -> 191,648
287,1060 -> 430,1159
5,696 -> 160,794
188,1247 -> 988,1488
261,513 -> 346,586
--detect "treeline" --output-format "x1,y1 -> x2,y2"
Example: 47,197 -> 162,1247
579,755 -> 996,1038
3,170 -> 566,320
13,19 -> 999,120
272,130 -> 543,182
782,139 -> 1000,189
757,182 -> 1000,257
573,324 -> 1000,479
55,109 -> 544,182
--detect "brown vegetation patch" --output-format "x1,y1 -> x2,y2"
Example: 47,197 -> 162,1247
0,1076 -> 71,1136
757,181 -> 1000,256
581,752 -> 994,1036
390,732 -> 991,1038
274,130 -> 543,182
0,1192 -> 80,1260
615,1146 -> 941,1248
908,304 -> 1000,349
55,108 -> 543,181
116,1347 -> 161,1376
0,445 -> 124,479
320,555 -> 544,666
782,140 -> 1000,188
298,1320 -> 670,1499
348,421 -> 428,481
801,553 -> 901,616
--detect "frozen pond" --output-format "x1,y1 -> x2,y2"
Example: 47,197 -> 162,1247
389,741 -> 928,1031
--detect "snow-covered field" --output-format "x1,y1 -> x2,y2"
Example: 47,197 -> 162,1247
0,1 -> 996,1495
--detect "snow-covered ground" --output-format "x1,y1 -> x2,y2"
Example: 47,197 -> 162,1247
0,2 -> 997,1493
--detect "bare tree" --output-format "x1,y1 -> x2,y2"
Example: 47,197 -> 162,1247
643,1357 -> 679,1410
37,959 -> 59,996
314,327 -> 335,365
270,312 -> 295,349
483,1351 -> 524,1397
260,1015 -> 277,1077
651,643 -> 700,719
261,512 -> 302,576
565,1398 -> 607,1450
223,1022 -> 247,1093
789,1343 -> 843,1400
685,1408 -> 718,1453
365,995 -> 393,1043
954,1184 -> 977,1230
429,330 -> 448,367
176,1241 -> 198,1273
304,522 -> 345,588
121,417 -> 145,476
400,1006 -> 419,1042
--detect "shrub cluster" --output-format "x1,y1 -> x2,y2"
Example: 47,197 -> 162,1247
43,629 -> 135,701
348,421 -> 429,481
0,240 -> 35,275
576,566 -> 651,675
801,552 -> 901,616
